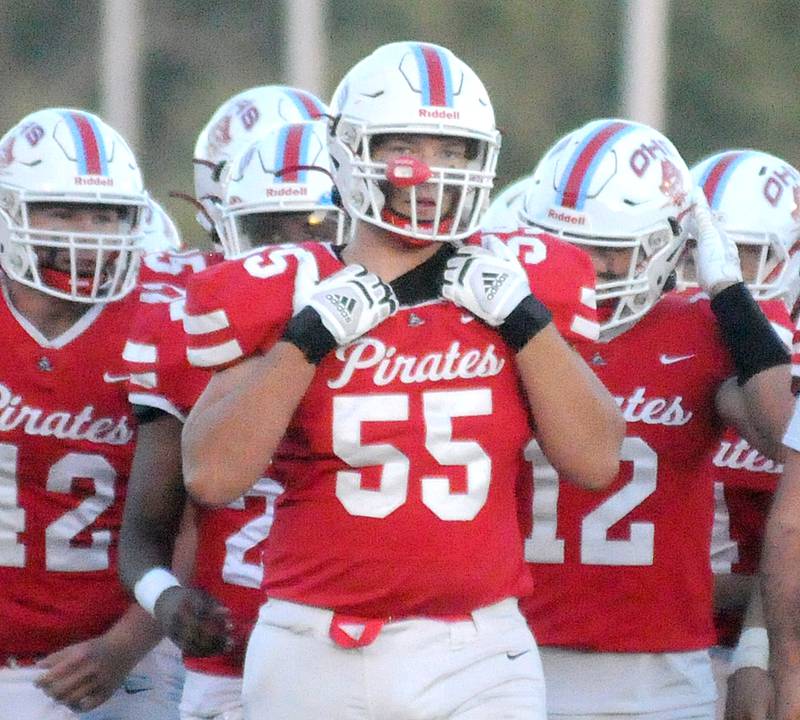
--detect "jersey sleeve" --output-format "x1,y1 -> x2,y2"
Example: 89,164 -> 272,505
479,228 -> 599,344
183,245 -> 318,371
124,283 -> 212,421
138,249 -> 217,286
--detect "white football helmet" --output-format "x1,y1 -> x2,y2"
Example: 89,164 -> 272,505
193,85 -> 328,236
140,195 -> 183,253
480,176 -> 529,232
219,120 -> 344,256
328,41 -> 500,244
521,118 -> 691,339
678,150 -> 800,311
0,108 -> 146,303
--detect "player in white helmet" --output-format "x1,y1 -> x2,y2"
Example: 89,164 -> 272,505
189,84 -> 327,244
217,119 -> 343,256
118,101 -> 342,720
680,151 -> 800,720
181,41 -> 623,720
0,108 -> 183,719
516,120 -> 793,720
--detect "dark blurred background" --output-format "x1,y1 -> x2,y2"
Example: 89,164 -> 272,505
2,0 -> 797,245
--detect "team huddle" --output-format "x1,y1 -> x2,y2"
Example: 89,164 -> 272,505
0,39 -> 798,720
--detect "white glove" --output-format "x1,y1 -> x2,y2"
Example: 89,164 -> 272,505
442,236 -> 532,326
284,264 -> 398,363
307,264 -> 397,344
687,187 -> 742,297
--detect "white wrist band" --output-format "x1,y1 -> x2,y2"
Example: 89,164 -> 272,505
134,567 -> 181,617
730,626 -> 769,672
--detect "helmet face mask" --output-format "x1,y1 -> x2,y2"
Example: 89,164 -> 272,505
521,118 -> 691,339
219,120 -> 344,257
328,42 -> 500,244
0,109 -> 146,303
677,150 -> 800,312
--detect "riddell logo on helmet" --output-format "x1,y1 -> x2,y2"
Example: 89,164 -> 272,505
75,176 -> 114,186
418,108 -> 460,120
266,186 -> 308,197
548,208 -> 585,225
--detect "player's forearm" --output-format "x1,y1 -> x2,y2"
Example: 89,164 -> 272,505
103,603 -> 164,664
183,342 -> 315,505
516,327 -> 624,489
119,416 -> 187,591
739,364 -> 793,461
762,453 -> 800,717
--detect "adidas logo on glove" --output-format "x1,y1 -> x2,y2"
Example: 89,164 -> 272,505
327,293 -> 357,323
482,271 -> 508,300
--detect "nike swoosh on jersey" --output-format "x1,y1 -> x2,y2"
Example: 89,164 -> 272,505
460,314 -> 475,324
659,353 -> 695,365
103,372 -> 131,383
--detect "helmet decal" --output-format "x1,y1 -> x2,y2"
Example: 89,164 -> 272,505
697,150 -> 751,210
410,43 -> 454,107
61,110 -> 109,176
275,123 -> 313,184
286,89 -> 326,119
557,120 -> 636,210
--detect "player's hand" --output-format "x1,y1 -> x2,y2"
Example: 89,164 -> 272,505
442,236 -> 533,327
35,633 -> 139,712
284,264 -> 398,363
304,264 -> 398,344
154,585 -> 233,657
725,666 -> 773,720
686,186 -> 742,297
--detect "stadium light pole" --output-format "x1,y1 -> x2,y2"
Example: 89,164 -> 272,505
101,0 -> 143,152
621,0 -> 668,131
285,0 -> 327,99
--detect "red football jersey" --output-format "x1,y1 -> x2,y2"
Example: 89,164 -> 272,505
184,233 -> 598,617
126,250 -> 279,676
520,291 -> 739,652
0,289 -> 138,658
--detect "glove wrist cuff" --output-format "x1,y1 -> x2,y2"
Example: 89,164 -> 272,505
282,306 -> 337,365
710,282 -> 790,385
498,294 -> 552,352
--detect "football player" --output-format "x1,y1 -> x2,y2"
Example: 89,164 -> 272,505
181,41 -> 624,720
118,105 -> 340,719
0,108 -> 182,718
516,120 -> 793,720
688,151 -> 800,720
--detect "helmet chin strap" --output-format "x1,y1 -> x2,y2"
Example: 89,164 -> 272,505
379,207 -> 453,248
39,267 -> 93,296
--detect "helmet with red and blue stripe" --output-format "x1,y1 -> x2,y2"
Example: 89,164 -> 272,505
0,107 -> 146,302
520,118 -> 692,339
193,85 -> 328,236
328,41 -> 500,244
219,120 -> 343,255
679,150 -> 800,311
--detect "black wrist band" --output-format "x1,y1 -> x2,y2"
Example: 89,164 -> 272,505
710,282 -> 790,386
281,306 -> 337,365
499,294 -> 553,352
